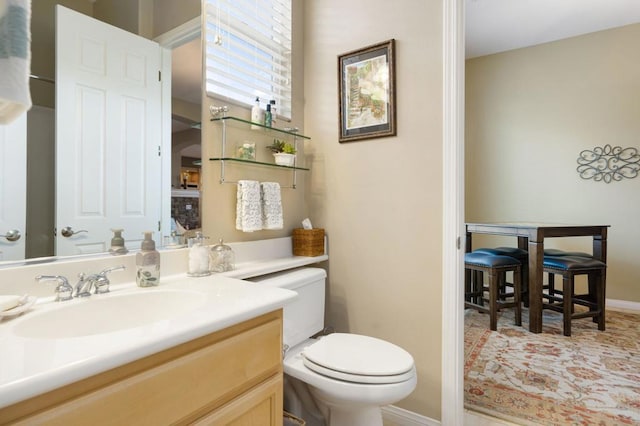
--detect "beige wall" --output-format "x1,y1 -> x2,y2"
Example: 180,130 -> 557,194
93,0 -> 139,34
466,24 -> 640,303
152,0 -> 200,38
303,0 -> 444,419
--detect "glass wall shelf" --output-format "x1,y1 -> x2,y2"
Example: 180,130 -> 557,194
210,116 -> 311,140
209,115 -> 311,188
209,157 -> 309,171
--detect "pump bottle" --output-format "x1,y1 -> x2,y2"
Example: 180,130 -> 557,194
251,97 -> 263,129
136,232 -> 160,287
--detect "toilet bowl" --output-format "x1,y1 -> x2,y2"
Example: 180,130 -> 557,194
249,268 -> 417,426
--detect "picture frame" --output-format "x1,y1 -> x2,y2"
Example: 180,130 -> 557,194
338,39 -> 396,143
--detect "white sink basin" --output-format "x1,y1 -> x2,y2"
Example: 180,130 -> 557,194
12,289 -> 207,339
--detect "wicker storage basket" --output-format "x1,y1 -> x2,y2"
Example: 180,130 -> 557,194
292,228 -> 325,257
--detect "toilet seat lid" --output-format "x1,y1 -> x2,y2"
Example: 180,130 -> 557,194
301,333 -> 415,384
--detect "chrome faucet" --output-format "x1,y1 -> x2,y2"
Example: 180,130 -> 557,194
36,275 -> 74,302
75,265 -> 126,297
74,272 -> 97,298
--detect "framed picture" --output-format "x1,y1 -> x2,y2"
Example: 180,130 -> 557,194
338,39 -> 396,143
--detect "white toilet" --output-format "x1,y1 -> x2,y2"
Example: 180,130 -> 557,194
250,268 -> 417,426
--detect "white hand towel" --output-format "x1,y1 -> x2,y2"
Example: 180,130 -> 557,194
0,0 -> 32,124
236,180 -> 262,232
261,182 -> 283,230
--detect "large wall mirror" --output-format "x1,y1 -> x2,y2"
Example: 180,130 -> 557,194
0,0 -> 202,264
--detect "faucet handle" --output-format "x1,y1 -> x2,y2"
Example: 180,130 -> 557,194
94,265 -> 126,294
99,265 -> 126,276
36,275 -> 73,302
93,276 -> 110,294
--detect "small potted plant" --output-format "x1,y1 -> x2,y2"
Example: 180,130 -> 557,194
266,138 -> 297,166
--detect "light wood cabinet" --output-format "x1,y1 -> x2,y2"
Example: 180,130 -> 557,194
0,310 -> 284,425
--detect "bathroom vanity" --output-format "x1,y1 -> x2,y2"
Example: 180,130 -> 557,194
0,237 -> 328,425
1,310 -> 283,425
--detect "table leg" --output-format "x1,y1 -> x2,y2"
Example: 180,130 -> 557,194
528,240 -> 544,333
593,233 -> 607,263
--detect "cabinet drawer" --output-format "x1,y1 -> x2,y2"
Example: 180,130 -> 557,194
193,373 -> 283,425
6,311 -> 282,425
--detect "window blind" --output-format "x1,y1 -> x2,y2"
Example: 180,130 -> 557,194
204,0 -> 292,120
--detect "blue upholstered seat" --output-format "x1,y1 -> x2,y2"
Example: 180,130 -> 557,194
543,255 -> 605,271
465,252 -> 521,268
464,252 -> 522,331
473,247 -> 528,259
542,255 -> 606,336
544,249 -> 592,258
472,247 -> 529,306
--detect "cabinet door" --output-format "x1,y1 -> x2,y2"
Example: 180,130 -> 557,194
193,374 -> 283,426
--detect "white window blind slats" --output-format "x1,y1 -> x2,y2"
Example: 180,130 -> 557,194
205,23 -> 290,74
205,0 -> 292,119
226,0 -> 291,46
207,39 -> 289,91
205,59 -> 290,105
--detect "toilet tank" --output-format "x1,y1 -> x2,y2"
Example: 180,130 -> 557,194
247,267 -> 326,348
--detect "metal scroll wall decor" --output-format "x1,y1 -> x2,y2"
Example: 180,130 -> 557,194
576,144 -> 640,183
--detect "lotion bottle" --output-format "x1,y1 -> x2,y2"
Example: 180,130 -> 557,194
136,231 -> 160,287
251,97 -> 263,129
264,103 -> 272,127
269,100 -> 277,127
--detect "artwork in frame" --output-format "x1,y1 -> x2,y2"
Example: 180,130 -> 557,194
338,39 -> 396,143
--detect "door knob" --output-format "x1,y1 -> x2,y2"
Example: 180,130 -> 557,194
1,229 -> 21,242
60,227 -> 88,238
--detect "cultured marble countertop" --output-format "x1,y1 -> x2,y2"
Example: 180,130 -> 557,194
0,273 -> 298,409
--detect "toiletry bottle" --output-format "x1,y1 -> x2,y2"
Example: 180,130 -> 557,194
269,100 -> 277,127
264,103 -> 272,127
136,231 -> 160,287
109,228 -> 128,255
251,97 -> 263,129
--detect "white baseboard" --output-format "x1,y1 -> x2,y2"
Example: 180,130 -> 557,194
382,405 -> 439,426
607,298 -> 640,312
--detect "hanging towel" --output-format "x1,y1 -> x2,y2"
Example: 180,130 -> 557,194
261,182 -> 283,230
0,0 -> 32,124
236,180 -> 262,232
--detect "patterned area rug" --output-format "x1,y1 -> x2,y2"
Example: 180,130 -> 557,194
465,308 -> 640,425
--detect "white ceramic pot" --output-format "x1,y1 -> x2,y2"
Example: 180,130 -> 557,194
274,153 -> 296,167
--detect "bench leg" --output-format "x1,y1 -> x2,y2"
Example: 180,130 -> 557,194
513,267 -> 522,327
596,271 -> 605,331
464,268 -> 471,303
489,270 -> 498,331
562,274 -> 573,336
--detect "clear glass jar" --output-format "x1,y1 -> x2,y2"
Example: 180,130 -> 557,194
187,231 -> 211,277
210,238 -> 235,273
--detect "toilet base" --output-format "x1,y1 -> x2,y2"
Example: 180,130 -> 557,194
323,405 -> 383,426
310,387 -> 384,426
283,375 -> 384,426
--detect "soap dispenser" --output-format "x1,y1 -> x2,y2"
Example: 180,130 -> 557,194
108,228 -> 128,255
136,231 -> 160,287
